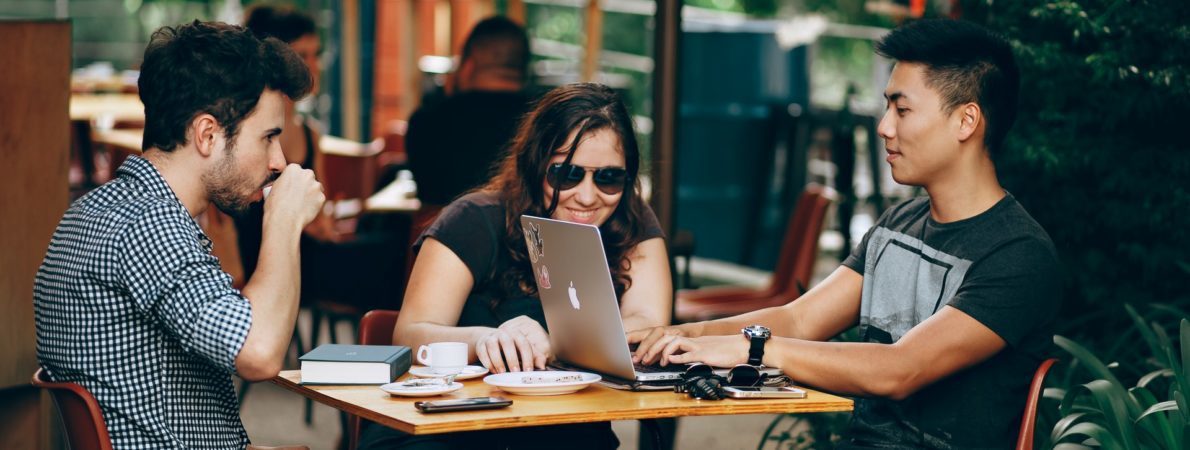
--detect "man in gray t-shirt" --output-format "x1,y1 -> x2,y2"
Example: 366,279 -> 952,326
628,19 -> 1060,449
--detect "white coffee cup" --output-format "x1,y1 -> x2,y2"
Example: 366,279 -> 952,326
417,342 -> 468,375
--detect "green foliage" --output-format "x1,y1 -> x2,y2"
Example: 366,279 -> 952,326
961,0 -> 1190,345
1046,306 -> 1189,449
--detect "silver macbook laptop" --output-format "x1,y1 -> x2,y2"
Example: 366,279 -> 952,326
520,215 -> 780,383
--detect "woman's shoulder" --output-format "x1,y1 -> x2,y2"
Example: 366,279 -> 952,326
450,191 -> 503,212
434,191 -> 506,230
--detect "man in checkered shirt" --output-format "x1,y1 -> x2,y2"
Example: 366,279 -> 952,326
35,21 -> 324,448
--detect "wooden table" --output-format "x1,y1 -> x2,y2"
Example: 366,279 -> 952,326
270,370 -> 852,436
92,128 -> 144,153
321,134 -> 384,157
87,128 -> 384,164
365,177 -> 421,213
70,93 -> 144,122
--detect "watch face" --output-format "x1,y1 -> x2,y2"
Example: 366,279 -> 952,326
743,325 -> 771,340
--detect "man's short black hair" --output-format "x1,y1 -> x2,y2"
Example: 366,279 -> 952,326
876,19 -> 1019,155
138,20 -> 312,152
460,16 -> 530,81
243,4 -> 317,44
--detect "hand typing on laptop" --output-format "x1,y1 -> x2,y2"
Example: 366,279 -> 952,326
627,323 -> 700,366
633,334 -> 749,369
476,315 -> 552,373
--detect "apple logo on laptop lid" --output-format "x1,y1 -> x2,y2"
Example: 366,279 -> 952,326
568,282 -> 581,310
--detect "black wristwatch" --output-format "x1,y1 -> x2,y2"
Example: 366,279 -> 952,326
742,325 -> 771,366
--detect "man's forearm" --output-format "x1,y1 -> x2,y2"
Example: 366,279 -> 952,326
239,221 -> 303,373
693,303 -> 799,338
766,338 -> 915,399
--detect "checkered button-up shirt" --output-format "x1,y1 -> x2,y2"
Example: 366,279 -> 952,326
35,156 -> 253,449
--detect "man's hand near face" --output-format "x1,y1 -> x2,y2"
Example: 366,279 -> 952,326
263,163 -> 325,233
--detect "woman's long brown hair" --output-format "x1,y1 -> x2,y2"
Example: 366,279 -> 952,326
478,83 -> 650,304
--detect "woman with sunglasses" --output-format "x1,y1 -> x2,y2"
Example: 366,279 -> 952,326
358,83 -> 671,449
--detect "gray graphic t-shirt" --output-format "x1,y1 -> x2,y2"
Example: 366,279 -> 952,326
839,193 -> 1060,449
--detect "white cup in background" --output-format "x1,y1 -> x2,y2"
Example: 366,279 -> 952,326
417,342 -> 468,375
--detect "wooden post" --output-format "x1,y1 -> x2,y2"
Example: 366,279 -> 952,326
0,20 -> 71,449
507,0 -> 526,23
372,0 -> 418,133
341,0 -> 362,140
651,0 -> 681,236
582,0 -> 603,82
449,0 -> 479,54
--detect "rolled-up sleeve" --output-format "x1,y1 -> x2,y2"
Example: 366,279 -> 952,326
118,203 -> 252,372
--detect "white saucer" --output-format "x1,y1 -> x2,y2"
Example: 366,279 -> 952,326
380,381 -> 464,397
483,371 -> 601,396
408,365 -> 489,381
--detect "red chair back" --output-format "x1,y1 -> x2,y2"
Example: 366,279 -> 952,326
1016,358 -> 1058,450
359,309 -> 401,346
31,368 -> 113,450
321,152 -> 378,204
347,310 -> 401,450
674,184 -> 834,322
769,184 -> 834,298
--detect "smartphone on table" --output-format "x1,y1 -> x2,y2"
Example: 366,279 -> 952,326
722,386 -> 807,399
414,396 -> 513,413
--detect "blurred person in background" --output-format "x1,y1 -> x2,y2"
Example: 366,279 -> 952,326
239,3 -> 405,315
405,16 -> 535,207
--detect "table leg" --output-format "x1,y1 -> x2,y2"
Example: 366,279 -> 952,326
639,418 -> 675,450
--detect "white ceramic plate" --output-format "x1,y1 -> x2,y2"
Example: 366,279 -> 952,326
408,365 -> 490,381
380,381 -> 464,397
483,371 -> 601,396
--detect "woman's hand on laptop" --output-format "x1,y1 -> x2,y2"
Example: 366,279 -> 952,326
477,315 -> 552,373
628,323 -> 701,366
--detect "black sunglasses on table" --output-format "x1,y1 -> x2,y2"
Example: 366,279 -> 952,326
681,363 -> 765,387
546,163 -> 628,195
674,363 -> 772,399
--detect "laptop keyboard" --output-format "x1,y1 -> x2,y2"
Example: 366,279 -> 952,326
634,362 -> 690,373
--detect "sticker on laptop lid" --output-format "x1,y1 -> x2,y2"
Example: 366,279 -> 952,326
523,222 -> 545,263
539,265 -> 551,289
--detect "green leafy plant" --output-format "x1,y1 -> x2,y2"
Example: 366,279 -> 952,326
960,0 -> 1190,339
1046,305 -> 1188,449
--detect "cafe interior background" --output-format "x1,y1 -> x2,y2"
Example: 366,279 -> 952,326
1,0 -> 1186,448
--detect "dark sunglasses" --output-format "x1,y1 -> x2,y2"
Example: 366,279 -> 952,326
546,163 -> 628,195
682,363 -> 765,387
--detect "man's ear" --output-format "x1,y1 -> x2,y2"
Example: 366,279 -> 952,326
190,114 -> 220,157
956,102 -> 981,143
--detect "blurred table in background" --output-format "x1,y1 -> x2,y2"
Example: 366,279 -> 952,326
70,93 -> 143,123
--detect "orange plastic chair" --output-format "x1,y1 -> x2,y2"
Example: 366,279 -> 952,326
345,309 -> 401,450
31,368 -> 113,450
1016,358 -> 1058,450
674,184 -> 834,322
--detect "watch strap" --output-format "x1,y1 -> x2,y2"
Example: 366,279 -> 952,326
747,336 -> 765,366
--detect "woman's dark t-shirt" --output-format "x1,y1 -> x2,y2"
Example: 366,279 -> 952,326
415,191 -> 665,329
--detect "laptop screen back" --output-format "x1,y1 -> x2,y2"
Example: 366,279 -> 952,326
519,215 -> 640,380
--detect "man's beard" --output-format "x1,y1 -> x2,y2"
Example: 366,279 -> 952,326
203,140 -> 257,218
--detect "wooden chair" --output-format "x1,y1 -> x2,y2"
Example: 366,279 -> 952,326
1016,358 -> 1059,450
379,120 -> 408,175
347,309 -> 402,450
321,150 -> 380,236
31,368 -> 113,450
674,184 -> 834,322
